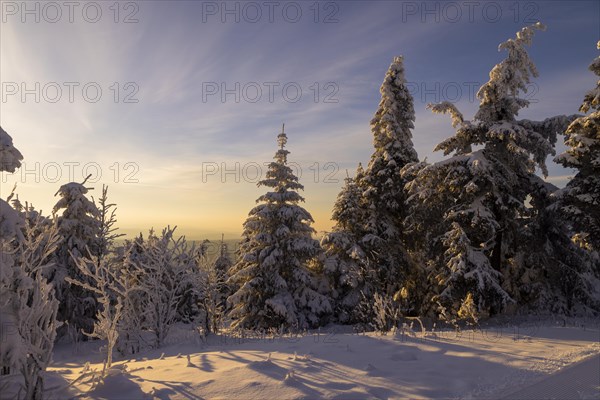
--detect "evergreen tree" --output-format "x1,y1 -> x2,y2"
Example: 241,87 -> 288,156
51,176 -> 101,337
406,23 -> 575,318
227,125 -> 331,330
555,41 -> 600,253
359,56 -> 420,299
321,165 -> 369,323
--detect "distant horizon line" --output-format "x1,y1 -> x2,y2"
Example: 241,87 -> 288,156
115,229 -> 330,242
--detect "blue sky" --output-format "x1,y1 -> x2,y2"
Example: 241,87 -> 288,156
1,0 -> 598,239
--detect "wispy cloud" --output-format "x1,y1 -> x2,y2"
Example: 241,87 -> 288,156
1,0 -> 597,238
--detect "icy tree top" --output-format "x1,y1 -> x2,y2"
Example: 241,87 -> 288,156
258,125 -> 304,201
370,56 -> 418,163
428,23 -> 562,176
475,22 -> 546,123
0,126 -> 23,173
53,179 -> 99,219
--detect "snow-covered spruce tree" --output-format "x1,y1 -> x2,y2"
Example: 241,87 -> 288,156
555,41 -> 600,253
227,126 -> 331,331
407,23 -> 576,318
359,56 -> 420,304
51,176 -> 101,337
321,165 -> 369,323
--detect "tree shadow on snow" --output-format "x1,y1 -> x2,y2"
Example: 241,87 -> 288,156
142,378 -> 205,400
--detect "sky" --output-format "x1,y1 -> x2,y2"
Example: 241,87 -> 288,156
1,0 -> 598,240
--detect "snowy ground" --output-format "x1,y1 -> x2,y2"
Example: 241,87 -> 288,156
2,318 -> 599,399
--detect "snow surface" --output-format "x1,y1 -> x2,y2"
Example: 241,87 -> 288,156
2,319 -> 598,399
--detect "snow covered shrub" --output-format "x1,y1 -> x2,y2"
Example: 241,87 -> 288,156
132,227 -> 197,348
370,292 -> 401,334
1,127 -> 62,399
200,249 -> 227,334
67,254 -> 130,376
1,204 -> 61,398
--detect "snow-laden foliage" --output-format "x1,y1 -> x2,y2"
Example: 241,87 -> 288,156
50,177 -> 101,337
0,129 -> 61,399
1,206 -> 61,399
198,247 -> 226,334
0,126 -> 23,173
403,23 -> 590,318
0,198 -> 24,242
213,235 -> 233,311
228,127 -> 331,330
193,235 -> 234,333
321,166 -> 368,323
359,56 -> 419,297
112,235 -> 146,355
366,55 -> 419,221
323,56 -> 420,325
0,128 -> 25,242
65,188 -> 130,375
512,177 -> 600,314
67,254 -> 124,377
131,227 -> 198,348
555,41 -> 600,252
